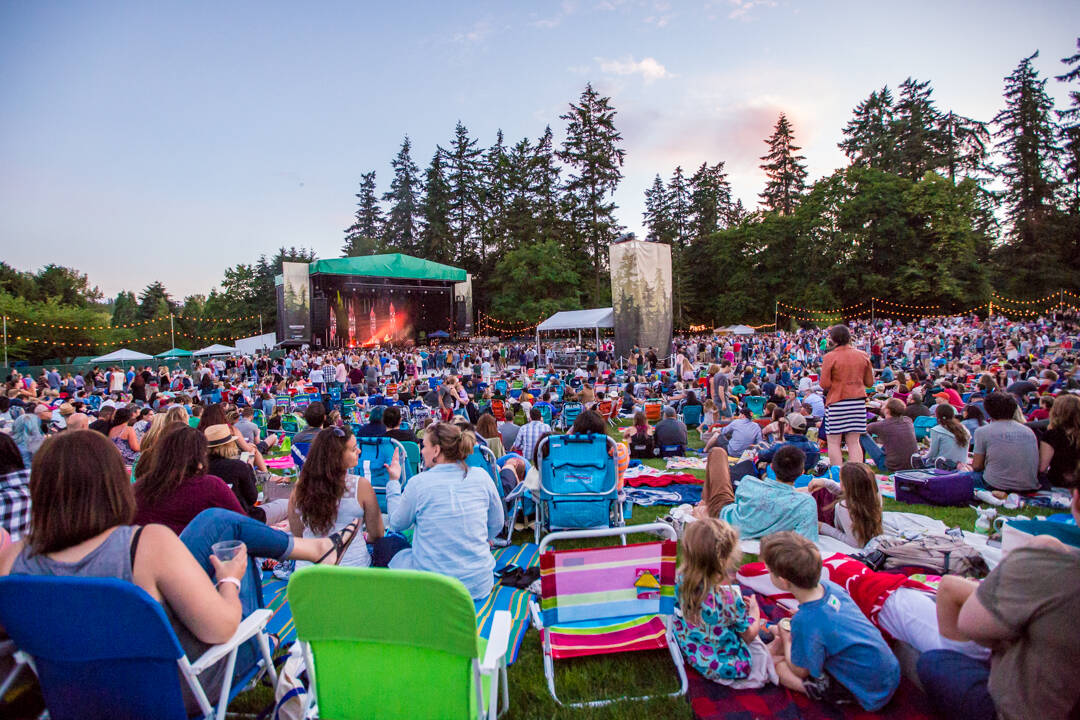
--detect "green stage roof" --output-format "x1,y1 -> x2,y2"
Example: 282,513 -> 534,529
308,254 -> 467,282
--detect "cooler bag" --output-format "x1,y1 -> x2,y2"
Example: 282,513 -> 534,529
894,469 -> 975,507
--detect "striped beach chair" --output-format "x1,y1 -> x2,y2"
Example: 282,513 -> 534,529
528,524 -> 686,707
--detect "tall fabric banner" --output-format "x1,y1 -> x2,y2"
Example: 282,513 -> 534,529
610,241 -> 672,362
280,262 -> 311,343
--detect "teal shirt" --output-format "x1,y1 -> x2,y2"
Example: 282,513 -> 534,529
719,476 -> 819,540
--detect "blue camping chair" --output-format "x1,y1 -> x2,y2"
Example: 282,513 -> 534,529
0,575 -> 276,720
355,436 -> 411,513
291,441 -> 312,470
682,404 -> 703,428
537,405 -> 553,426
466,443 -> 520,547
658,444 -> 685,458
533,433 -> 623,545
914,415 -> 938,441
744,395 -> 767,417
494,379 -> 509,395
559,402 -> 584,431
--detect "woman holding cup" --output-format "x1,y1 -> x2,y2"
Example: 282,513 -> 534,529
0,430 -> 353,715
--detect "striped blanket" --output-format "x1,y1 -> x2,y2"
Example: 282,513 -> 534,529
260,542 -> 540,665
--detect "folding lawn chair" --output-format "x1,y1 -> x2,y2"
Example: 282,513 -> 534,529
528,523 -> 686,707
537,405 -> 553,426
355,436 -> 411,513
559,402 -> 583,430
494,379 -> 509,396
490,399 -> 507,421
744,395 -> 767,417
400,440 -> 422,477
288,566 -> 511,720
681,404 -> 703,428
467,443 -> 520,547
292,441 -> 312,470
643,401 -> 662,422
0,575 -> 276,720
914,415 -> 938,441
533,433 -> 622,545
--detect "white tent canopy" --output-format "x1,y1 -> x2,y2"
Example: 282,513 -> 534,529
234,333 -> 276,355
536,308 -> 614,331
193,343 -> 238,357
719,324 -> 756,336
536,307 -> 614,354
91,348 -> 154,363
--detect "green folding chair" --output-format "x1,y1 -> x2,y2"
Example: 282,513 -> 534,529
288,566 -> 511,720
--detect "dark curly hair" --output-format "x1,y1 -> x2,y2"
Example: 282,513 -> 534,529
294,427 -> 354,536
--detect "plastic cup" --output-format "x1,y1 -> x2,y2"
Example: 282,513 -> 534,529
211,540 -> 245,562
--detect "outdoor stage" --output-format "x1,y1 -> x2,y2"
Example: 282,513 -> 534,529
276,254 -> 472,348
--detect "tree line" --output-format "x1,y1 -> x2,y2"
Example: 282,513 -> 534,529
3,40 -> 1079,361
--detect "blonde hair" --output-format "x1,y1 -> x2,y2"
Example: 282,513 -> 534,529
424,422 -> 476,465
1049,394 -> 1080,448
678,518 -> 741,627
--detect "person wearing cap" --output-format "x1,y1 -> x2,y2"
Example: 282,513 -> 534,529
205,424 -> 289,525
757,413 -> 821,472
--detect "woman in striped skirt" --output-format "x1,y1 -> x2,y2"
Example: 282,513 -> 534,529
819,325 -> 875,467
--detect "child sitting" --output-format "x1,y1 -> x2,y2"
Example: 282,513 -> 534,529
760,532 -> 900,711
674,518 -> 777,688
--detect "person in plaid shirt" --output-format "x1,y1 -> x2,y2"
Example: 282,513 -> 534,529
511,407 -> 552,464
0,434 -> 31,541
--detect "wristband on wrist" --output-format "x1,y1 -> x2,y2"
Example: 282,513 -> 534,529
216,577 -> 242,591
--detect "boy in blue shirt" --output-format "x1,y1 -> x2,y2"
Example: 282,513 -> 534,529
760,532 -> 900,711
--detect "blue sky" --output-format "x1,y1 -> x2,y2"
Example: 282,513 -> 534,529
1,1 -> 1078,299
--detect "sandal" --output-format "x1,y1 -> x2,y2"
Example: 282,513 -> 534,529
316,518 -> 362,565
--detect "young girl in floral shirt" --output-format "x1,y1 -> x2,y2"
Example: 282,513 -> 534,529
674,518 -> 777,688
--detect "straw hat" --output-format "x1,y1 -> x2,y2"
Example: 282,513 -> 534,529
204,424 -> 236,448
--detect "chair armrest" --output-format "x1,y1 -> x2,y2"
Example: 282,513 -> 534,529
479,611 -> 512,673
504,482 -> 528,502
190,609 -> 272,673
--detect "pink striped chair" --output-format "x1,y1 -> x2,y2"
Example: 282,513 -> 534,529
528,524 -> 687,707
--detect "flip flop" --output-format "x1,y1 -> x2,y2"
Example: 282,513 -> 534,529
316,518 -> 362,565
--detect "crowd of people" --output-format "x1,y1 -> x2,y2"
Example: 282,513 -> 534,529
1,310 -> 1079,718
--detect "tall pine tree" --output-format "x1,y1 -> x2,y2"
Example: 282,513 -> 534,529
892,77 -> 945,180
342,171 -> 383,255
759,113 -> 808,215
1056,38 -> 1080,211
559,83 -> 626,301
532,126 -> 564,242
446,121 -> 483,269
688,162 -> 732,238
642,175 -> 673,242
839,87 -> 897,171
419,149 -> 454,264
382,137 -> 423,255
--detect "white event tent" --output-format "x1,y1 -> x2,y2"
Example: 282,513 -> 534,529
90,348 -> 154,363
535,308 -> 614,354
193,344 -> 239,357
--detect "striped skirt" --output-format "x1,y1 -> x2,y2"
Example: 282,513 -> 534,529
823,397 -> 867,435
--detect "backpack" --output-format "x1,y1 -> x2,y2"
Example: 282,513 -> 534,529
628,430 -> 655,459
863,534 -> 989,578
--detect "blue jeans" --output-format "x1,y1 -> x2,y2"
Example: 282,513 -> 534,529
179,509 -> 294,677
860,434 -> 887,469
916,650 -> 995,720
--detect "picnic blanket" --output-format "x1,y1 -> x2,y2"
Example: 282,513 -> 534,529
689,588 -> 934,720
625,486 -> 703,506
666,457 -> 707,471
259,542 -> 540,666
625,470 -> 701,487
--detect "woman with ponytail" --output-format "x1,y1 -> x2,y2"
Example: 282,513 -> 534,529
379,421 -> 504,599
674,518 -> 774,688
910,403 -> 971,471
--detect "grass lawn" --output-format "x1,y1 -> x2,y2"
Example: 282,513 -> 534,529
222,417 -> 1054,719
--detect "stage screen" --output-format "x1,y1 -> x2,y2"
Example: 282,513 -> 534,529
323,285 -> 452,347
610,240 -> 672,361
280,262 -> 311,342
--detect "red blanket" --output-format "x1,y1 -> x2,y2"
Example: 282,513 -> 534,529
624,472 -> 701,487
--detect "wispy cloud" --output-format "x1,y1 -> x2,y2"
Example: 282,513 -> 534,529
531,0 -> 578,29
725,0 -> 777,20
453,19 -> 493,44
596,55 -> 673,83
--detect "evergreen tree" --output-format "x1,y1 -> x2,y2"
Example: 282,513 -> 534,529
726,198 -> 750,227
503,136 -> 538,251
759,114 -> 808,214
558,83 -> 626,300
667,166 -> 692,247
342,171 -> 383,255
446,121 -> 483,267
839,87 -> 897,171
111,291 -> 138,326
642,175 -> 672,242
137,281 -> 175,321
1056,38 -> 1080,210
532,126 -> 564,242
992,53 -> 1061,257
939,111 -> 992,183
479,130 -> 510,260
892,77 -> 945,179
382,136 -> 423,254
689,162 -> 733,238
419,149 -> 454,264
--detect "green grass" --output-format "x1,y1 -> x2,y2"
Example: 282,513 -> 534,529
222,417 -> 1054,719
